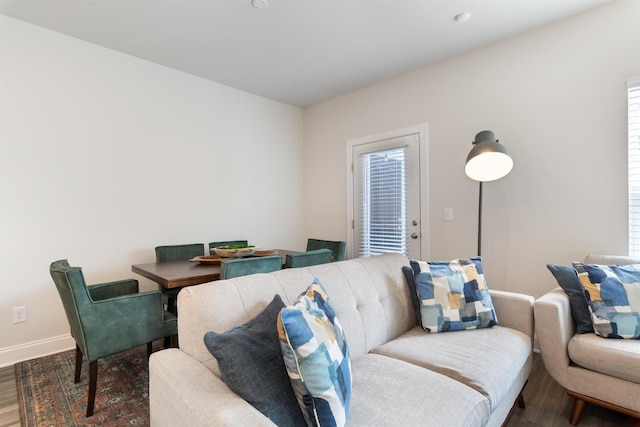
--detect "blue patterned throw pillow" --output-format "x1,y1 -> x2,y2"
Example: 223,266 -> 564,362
572,262 -> 640,339
277,279 -> 351,427
412,257 -> 498,333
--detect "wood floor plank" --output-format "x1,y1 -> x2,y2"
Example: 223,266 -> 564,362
505,354 -> 639,427
0,365 -> 20,427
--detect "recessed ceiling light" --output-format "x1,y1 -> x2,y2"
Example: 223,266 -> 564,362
252,0 -> 269,9
454,12 -> 471,23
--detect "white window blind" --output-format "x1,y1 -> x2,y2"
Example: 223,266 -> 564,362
358,146 -> 409,257
628,77 -> 640,255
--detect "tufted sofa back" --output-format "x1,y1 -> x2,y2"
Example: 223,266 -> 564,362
584,254 -> 640,265
177,252 -> 413,378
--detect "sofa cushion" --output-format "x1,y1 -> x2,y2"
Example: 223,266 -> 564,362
278,279 -> 351,427
568,333 -> 640,384
411,258 -> 498,333
372,325 -> 531,411
573,262 -> 640,339
546,264 -> 594,334
203,294 -> 305,426
348,353 -> 490,427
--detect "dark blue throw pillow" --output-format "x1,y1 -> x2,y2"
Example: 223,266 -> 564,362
546,264 -> 594,334
203,294 -> 305,426
402,264 -> 422,326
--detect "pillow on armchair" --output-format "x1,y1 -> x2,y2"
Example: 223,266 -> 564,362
573,262 -> 640,339
546,264 -> 594,334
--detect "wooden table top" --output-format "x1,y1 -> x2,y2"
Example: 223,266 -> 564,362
132,260 -> 221,289
131,250 -> 296,289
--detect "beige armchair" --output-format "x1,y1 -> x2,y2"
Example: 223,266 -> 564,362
535,254 -> 640,425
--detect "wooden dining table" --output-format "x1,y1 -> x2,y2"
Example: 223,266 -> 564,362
131,249 -> 297,289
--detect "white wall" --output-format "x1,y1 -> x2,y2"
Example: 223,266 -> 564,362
303,0 -> 640,297
0,16 -> 304,366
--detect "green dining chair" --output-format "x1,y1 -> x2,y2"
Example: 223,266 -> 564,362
155,243 -> 205,262
306,238 -> 346,261
219,255 -> 282,280
155,243 -> 205,314
208,240 -> 248,253
285,248 -> 333,268
50,260 -> 177,417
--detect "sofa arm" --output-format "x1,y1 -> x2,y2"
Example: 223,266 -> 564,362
534,288 -> 573,389
149,348 -> 276,427
490,290 -> 535,345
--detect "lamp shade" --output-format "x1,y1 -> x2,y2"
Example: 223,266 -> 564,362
465,130 -> 513,182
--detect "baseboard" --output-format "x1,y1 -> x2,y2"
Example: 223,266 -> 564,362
0,334 -> 75,368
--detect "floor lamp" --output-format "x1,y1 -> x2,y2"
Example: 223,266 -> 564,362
464,130 -> 513,256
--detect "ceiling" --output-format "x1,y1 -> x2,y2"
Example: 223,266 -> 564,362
0,0 -> 612,108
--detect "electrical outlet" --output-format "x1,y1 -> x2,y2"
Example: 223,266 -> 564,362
12,306 -> 27,323
444,208 -> 453,221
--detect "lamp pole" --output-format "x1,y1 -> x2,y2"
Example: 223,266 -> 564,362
478,181 -> 483,257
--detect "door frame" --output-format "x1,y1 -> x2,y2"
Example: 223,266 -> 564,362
346,123 -> 429,260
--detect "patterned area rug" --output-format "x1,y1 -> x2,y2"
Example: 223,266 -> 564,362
15,342 -> 162,426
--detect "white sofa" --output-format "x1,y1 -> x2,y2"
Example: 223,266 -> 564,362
535,254 -> 640,425
149,253 -> 534,426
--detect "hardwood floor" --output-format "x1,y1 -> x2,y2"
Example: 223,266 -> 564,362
506,354 -> 639,427
0,352 -> 637,426
0,365 -> 20,427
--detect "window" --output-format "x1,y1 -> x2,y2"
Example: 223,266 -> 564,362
358,147 -> 408,257
628,77 -> 640,255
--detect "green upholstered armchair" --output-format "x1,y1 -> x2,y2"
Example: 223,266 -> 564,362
50,260 -> 178,417
208,240 -> 248,254
285,248 -> 332,268
155,243 -> 205,313
306,238 -> 346,261
219,255 -> 282,279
